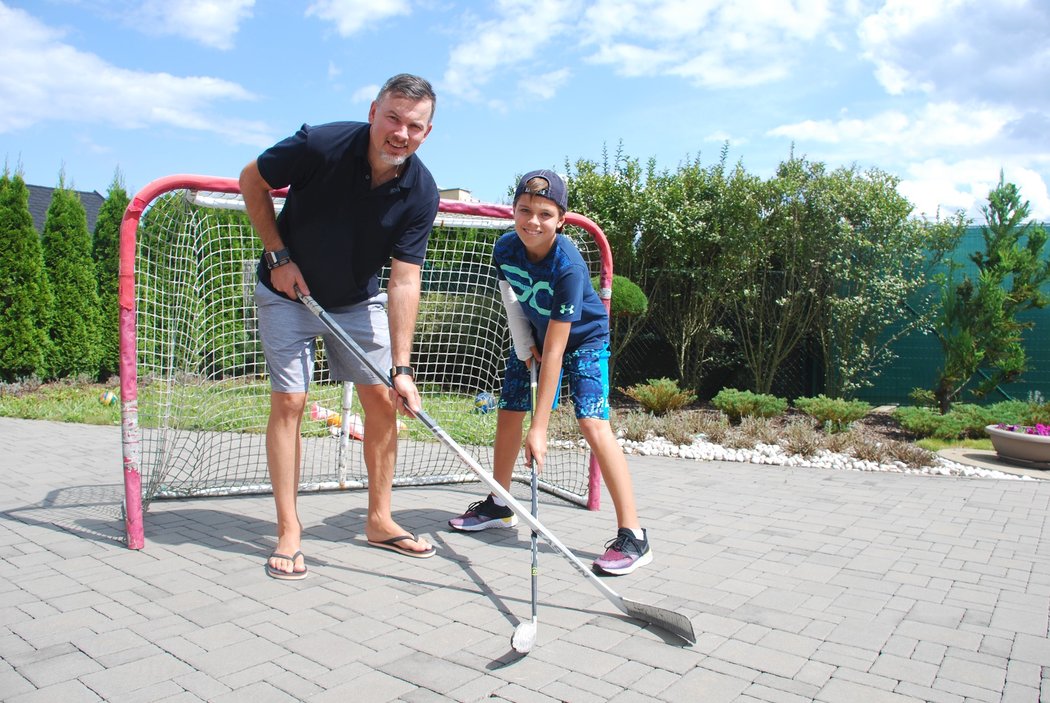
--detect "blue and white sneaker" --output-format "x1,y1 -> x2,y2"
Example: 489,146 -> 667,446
592,528 -> 652,575
448,495 -> 518,531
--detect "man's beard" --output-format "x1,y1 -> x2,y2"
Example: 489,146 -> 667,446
378,150 -> 408,167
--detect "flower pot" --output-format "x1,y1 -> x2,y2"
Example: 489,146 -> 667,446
985,425 -> 1050,469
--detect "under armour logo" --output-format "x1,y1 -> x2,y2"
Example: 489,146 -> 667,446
560,304 -> 574,315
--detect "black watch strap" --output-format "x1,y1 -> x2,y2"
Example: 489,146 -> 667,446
390,366 -> 414,382
264,248 -> 291,270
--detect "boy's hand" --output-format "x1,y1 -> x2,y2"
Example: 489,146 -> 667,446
524,426 -> 547,472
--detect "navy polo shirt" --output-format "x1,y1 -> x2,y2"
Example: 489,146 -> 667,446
256,121 -> 439,308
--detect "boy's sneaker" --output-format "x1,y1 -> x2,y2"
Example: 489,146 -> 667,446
592,528 -> 652,575
448,495 -> 518,531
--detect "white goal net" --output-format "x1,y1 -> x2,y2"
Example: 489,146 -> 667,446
117,176 -> 612,548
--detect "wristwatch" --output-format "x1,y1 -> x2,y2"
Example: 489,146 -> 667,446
390,366 -> 415,382
264,248 -> 291,269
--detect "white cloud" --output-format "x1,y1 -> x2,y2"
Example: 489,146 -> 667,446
581,0 -> 841,88
859,0 -> 1050,109
305,0 -> 411,36
518,69 -> 571,100
768,102 -> 1015,154
352,84 -> 380,103
135,0 -> 255,50
900,158 -> 1050,221
442,0 -> 581,101
767,99 -> 1049,220
0,4 -> 272,146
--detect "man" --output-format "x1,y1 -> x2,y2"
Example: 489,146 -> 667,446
240,74 -> 439,579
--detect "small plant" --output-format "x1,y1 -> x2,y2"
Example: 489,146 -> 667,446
794,395 -> 872,433
824,430 -> 855,455
692,413 -> 730,445
737,416 -> 780,446
619,377 -> 696,416
613,409 -> 656,442
780,419 -> 823,458
885,440 -> 937,467
848,436 -> 884,463
722,428 -> 757,450
908,387 -> 937,408
711,388 -> 788,425
655,414 -> 699,446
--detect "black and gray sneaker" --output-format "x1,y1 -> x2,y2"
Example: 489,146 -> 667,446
448,495 -> 518,531
592,528 -> 653,575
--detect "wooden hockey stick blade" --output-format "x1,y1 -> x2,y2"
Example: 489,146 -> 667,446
296,290 -> 696,645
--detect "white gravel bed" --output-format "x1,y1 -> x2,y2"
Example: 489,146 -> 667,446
552,436 -> 1030,481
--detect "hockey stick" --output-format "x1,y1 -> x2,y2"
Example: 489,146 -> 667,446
510,362 -> 540,654
296,289 -> 696,645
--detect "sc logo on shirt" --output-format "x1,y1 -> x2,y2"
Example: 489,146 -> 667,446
502,265 -> 553,316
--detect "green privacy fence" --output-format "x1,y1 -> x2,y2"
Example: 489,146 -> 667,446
853,225 -> 1050,406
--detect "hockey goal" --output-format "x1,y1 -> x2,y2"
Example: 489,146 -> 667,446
117,175 -> 613,548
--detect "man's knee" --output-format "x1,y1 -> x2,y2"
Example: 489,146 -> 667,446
270,391 -> 307,419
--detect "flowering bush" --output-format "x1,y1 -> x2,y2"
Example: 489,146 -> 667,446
996,423 -> 1050,436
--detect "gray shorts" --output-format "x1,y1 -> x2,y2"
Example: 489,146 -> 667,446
255,282 -> 391,392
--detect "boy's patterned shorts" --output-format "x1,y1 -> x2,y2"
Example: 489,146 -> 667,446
498,346 -> 611,420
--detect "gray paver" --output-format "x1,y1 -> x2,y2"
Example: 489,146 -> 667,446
1,416 -> 1049,701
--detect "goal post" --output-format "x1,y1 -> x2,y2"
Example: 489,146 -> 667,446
118,175 -> 613,549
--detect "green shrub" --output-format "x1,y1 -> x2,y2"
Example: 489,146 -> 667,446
0,173 -> 54,381
592,274 -> 648,317
892,406 -> 941,438
1024,402 -> 1050,426
619,377 -> 696,416
42,183 -> 101,378
92,176 -> 129,380
711,388 -> 788,425
794,395 -> 872,433
894,402 -> 1014,440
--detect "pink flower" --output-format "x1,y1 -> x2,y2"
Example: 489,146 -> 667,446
996,423 -> 1050,436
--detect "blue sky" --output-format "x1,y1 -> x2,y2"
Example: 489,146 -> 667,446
2,0 -> 1048,221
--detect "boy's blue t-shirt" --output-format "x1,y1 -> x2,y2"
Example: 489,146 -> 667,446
493,231 -> 608,353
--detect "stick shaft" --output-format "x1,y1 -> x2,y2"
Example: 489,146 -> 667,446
529,363 -> 538,623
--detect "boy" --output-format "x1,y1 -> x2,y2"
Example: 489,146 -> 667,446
449,170 -> 652,576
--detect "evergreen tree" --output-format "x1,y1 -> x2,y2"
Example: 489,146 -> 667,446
0,171 -> 54,381
93,172 -> 130,380
932,173 -> 1050,412
42,177 -> 102,378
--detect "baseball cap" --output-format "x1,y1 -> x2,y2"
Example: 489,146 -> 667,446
513,169 -> 567,211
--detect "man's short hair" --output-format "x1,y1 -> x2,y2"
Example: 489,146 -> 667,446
377,74 -> 437,123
